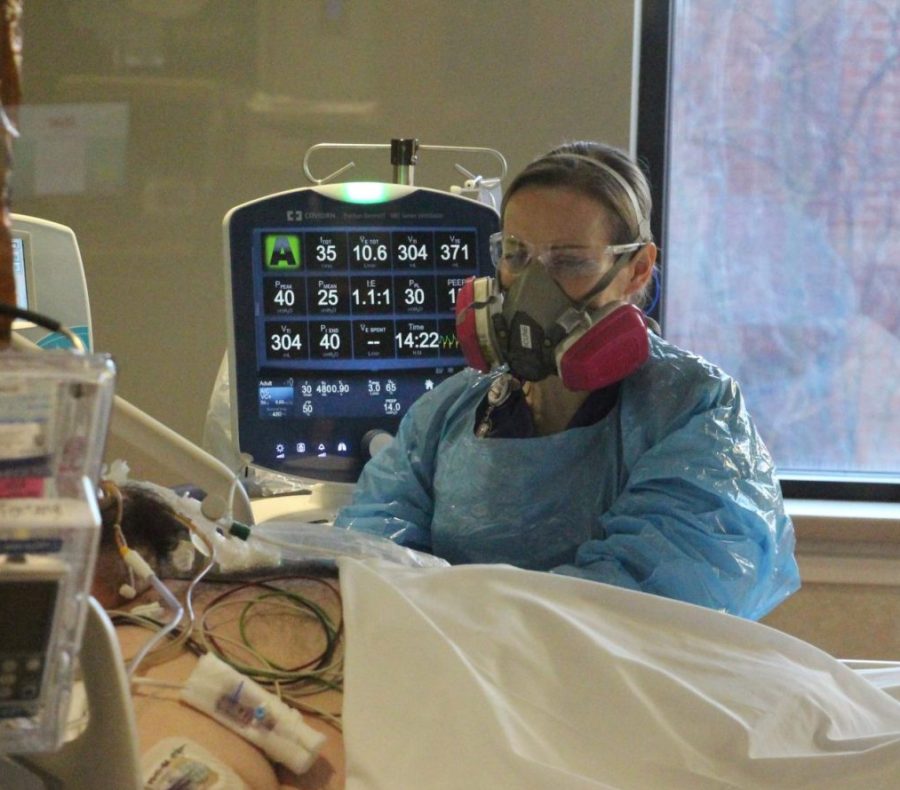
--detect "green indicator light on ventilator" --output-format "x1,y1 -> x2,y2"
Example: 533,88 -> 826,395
339,182 -> 391,204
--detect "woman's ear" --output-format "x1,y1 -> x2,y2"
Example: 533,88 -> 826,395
625,243 -> 657,296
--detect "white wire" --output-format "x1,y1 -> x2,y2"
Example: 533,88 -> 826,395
126,574 -> 184,681
124,523 -> 218,682
129,676 -> 184,691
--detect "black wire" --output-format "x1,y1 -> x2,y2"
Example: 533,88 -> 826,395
0,301 -> 64,333
202,577 -> 343,677
108,612 -> 207,658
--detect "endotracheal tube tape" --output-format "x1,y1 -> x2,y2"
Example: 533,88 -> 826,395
180,653 -> 326,775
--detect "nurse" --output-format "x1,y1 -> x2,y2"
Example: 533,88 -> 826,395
335,140 -> 800,620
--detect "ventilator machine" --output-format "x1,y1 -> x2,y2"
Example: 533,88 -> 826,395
214,139 -> 504,522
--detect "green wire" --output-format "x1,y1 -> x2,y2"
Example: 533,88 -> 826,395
236,589 -> 339,671
198,582 -> 344,694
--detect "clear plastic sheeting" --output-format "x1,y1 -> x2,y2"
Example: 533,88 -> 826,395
252,522 -> 448,569
202,353 -> 242,473
338,560 -> 900,790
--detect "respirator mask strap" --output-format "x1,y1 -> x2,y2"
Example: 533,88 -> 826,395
552,250 -> 652,392
571,247 -> 641,313
545,151 -> 653,311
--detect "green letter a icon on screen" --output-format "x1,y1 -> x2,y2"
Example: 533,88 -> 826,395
264,234 -> 301,270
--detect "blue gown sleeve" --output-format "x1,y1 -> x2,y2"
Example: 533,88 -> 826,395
333,373 -> 475,552
551,378 -> 800,620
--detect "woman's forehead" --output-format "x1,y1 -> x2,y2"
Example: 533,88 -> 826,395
503,186 -> 613,245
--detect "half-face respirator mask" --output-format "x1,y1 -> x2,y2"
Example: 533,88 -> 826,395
455,250 -> 650,390
455,154 -> 654,391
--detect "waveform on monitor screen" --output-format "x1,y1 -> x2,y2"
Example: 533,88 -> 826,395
439,332 -> 460,351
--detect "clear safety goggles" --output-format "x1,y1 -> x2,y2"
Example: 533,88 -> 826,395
489,231 -> 645,282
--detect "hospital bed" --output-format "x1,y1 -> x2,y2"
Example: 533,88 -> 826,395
7,555 -> 900,789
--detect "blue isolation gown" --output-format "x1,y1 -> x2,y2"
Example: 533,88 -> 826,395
334,334 -> 800,619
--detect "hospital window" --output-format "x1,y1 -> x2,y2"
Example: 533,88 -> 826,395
637,0 -> 900,501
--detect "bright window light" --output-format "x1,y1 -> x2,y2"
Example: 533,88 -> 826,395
658,0 -> 899,485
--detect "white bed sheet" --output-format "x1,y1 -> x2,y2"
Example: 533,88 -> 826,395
338,559 -> 900,789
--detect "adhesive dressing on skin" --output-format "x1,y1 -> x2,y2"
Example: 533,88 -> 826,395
142,736 -> 246,789
180,653 -> 326,775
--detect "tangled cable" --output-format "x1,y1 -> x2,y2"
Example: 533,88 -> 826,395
196,575 -> 344,729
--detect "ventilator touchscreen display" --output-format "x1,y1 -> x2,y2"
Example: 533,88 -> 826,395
257,226 -> 475,409
227,185 -> 499,480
